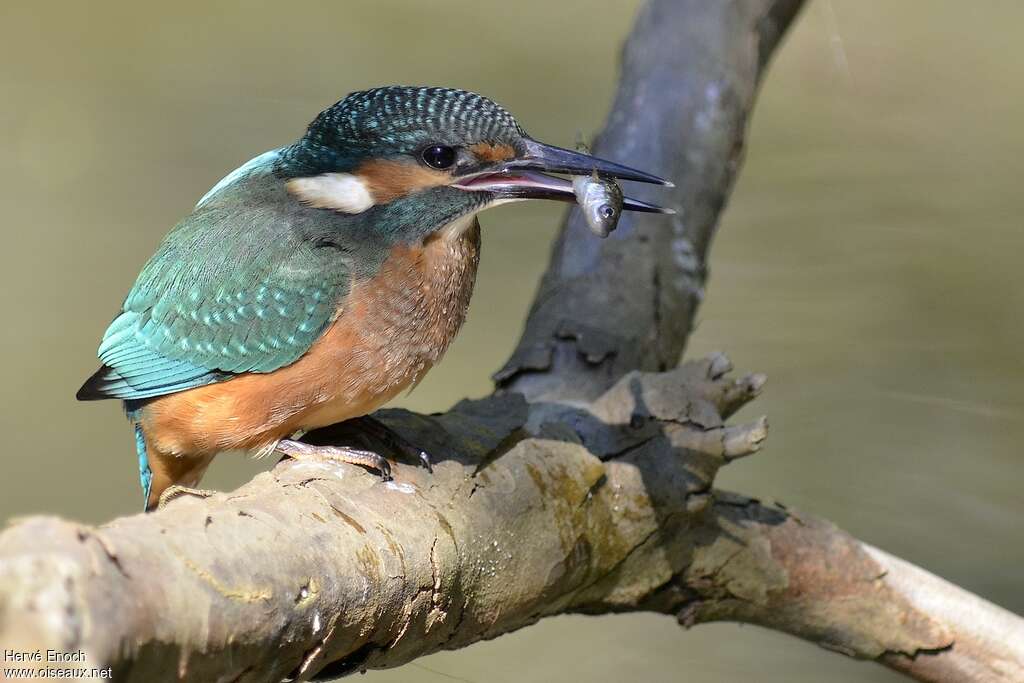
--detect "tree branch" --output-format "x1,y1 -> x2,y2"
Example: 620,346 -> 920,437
496,0 -> 805,401
1,1 -> 1021,682
667,494 -> 1024,682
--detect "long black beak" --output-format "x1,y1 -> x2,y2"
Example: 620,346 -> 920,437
510,139 -> 673,186
452,138 -> 675,213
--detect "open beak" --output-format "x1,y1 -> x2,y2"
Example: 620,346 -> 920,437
452,138 -> 675,214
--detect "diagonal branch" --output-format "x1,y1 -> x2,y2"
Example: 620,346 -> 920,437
496,0 -> 805,401
1,2 -> 1021,683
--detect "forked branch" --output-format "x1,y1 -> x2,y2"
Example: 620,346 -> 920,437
1,1 -> 1021,682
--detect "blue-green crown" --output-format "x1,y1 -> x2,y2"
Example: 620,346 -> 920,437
280,86 -> 526,176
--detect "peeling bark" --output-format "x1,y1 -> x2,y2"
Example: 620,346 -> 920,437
1,1 -> 1022,682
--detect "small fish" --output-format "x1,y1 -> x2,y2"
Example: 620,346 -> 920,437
573,140 -> 624,238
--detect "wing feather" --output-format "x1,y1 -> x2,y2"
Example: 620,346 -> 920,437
78,153 -> 351,401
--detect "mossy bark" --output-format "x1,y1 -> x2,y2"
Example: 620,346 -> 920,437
2,1 -> 1022,682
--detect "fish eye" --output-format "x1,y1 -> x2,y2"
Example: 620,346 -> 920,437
599,205 -> 616,219
421,145 -> 457,170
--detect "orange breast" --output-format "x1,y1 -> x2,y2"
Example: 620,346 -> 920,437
140,220 -> 481,458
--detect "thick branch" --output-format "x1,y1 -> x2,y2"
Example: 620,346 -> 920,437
3,358 -> 1021,681
0,359 -> 774,682
659,494 -> 1024,682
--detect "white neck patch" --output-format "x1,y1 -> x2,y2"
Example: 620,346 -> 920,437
287,173 -> 375,214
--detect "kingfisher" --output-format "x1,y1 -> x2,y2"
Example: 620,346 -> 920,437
77,86 -> 672,511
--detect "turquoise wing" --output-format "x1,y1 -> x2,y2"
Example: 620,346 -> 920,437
79,202 -> 350,401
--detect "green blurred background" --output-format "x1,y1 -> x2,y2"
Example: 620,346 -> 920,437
1,1 -> 1021,681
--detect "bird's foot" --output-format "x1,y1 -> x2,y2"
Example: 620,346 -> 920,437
276,438 -> 393,481
349,415 -> 434,473
157,485 -> 217,510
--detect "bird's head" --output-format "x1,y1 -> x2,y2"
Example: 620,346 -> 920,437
278,86 -> 670,239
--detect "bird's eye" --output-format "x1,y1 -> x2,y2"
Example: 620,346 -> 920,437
421,145 -> 457,170
599,205 -> 616,219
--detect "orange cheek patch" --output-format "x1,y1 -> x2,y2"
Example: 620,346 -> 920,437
469,142 -> 517,163
357,158 -> 451,203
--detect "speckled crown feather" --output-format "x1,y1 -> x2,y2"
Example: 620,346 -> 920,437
316,86 -> 523,143
280,86 -> 526,176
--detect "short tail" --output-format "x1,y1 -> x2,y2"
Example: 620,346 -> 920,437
133,422 -> 154,511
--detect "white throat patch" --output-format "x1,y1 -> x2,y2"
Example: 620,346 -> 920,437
287,173 -> 375,214
439,212 -> 481,241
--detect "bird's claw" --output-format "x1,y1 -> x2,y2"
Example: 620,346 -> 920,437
349,415 -> 437,475
276,438 -> 393,482
157,485 -> 217,510
417,450 -> 433,474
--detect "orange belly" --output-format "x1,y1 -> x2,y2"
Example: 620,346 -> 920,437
138,221 -> 481,462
